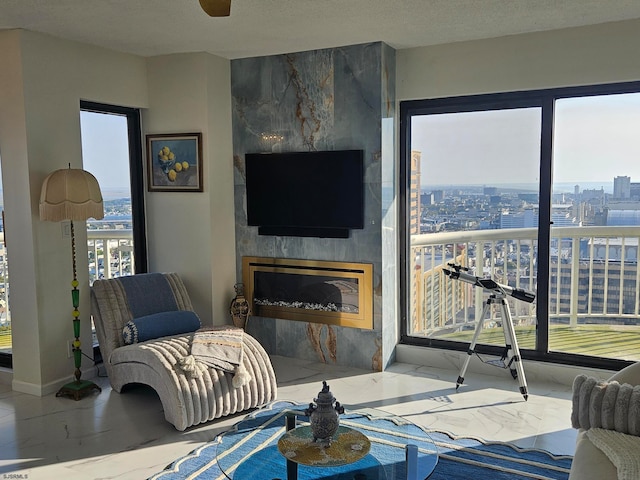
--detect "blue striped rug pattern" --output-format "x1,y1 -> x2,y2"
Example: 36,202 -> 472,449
149,401 -> 573,480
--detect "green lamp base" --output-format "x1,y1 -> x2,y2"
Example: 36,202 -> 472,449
56,379 -> 102,401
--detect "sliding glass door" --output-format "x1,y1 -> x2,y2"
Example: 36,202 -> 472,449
550,92 -> 640,360
401,82 -> 640,369
407,107 -> 541,351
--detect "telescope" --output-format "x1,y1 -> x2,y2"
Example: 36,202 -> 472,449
445,262 -> 534,400
443,263 -> 536,304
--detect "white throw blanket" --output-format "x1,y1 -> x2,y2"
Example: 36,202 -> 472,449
587,428 -> 640,480
178,326 -> 251,388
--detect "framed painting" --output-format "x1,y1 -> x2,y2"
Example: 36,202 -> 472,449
146,132 -> 203,192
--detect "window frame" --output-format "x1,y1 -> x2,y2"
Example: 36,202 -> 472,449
399,81 -> 640,371
80,101 -> 147,365
80,101 -> 148,275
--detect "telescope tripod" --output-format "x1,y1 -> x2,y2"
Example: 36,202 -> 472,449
455,292 -> 528,401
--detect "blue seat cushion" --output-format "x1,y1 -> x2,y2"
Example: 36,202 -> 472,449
123,310 -> 201,345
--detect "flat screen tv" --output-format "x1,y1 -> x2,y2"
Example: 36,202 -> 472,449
245,150 -> 364,238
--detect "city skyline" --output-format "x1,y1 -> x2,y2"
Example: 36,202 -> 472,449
420,180 -> 619,194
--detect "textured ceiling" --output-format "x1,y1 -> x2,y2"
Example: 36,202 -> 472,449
2,0 -> 640,59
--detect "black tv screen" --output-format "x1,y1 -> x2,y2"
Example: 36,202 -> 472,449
245,150 -> 364,238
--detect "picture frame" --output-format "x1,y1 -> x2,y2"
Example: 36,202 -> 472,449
146,132 -> 203,192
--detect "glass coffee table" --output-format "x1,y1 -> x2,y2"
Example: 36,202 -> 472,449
216,402 -> 438,480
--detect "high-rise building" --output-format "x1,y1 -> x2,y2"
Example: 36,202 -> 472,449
498,204 -> 576,229
410,150 -> 421,235
420,192 -> 434,206
582,188 -> 605,206
500,209 -> 537,228
613,176 -> 631,199
607,209 -> 640,226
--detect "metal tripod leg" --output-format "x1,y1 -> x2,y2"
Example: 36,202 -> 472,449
455,294 -> 529,401
498,299 -> 528,400
456,298 -> 493,391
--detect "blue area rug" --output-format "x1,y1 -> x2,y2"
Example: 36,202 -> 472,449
149,401 -> 572,480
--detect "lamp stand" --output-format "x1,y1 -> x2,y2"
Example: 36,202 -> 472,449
56,220 -> 102,401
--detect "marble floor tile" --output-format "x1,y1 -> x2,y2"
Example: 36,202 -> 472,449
0,355 -> 578,480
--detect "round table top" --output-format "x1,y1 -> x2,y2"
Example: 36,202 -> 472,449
277,425 -> 371,466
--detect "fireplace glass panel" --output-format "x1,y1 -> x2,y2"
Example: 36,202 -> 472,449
254,271 -> 359,313
243,257 -> 373,329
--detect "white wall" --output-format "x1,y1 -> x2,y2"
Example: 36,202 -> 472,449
0,31 -> 236,395
144,53 -> 236,327
0,30 -> 148,394
0,30 -> 41,388
397,18 -> 640,101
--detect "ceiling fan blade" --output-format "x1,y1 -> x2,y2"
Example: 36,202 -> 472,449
199,0 -> 231,17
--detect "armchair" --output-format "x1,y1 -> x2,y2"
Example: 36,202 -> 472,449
90,272 -> 277,431
569,362 -> 640,479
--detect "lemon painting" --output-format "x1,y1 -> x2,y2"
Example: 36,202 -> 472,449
147,134 -> 202,191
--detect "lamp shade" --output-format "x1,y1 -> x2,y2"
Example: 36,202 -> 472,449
39,168 -> 105,222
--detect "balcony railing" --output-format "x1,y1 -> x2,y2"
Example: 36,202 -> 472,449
409,226 -> 640,360
0,229 -> 134,354
0,233 -> 9,352
87,229 -> 134,284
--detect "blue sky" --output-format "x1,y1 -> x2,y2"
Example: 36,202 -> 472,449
411,92 -> 640,188
80,110 -> 131,193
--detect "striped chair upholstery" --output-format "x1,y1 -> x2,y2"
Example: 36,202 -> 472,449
91,272 -> 277,431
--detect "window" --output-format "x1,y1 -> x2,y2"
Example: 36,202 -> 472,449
80,102 -> 147,279
400,82 -> 640,370
80,102 -> 147,359
0,162 -> 11,368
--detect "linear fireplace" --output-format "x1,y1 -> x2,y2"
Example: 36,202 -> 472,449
242,257 -> 373,329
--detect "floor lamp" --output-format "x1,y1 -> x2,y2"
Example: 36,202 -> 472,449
39,167 -> 105,400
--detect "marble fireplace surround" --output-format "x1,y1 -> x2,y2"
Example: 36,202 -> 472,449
232,41 -> 395,370
242,256 -> 373,329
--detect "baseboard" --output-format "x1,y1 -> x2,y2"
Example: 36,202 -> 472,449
11,365 -> 100,397
11,379 -> 49,396
395,344 -> 614,387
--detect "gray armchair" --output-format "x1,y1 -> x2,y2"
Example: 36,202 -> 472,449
569,362 -> 640,479
91,272 -> 277,431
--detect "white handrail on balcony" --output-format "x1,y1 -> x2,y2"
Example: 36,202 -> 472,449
87,229 -> 134,284
410,226 -> 640,337
0,229 -> 133,336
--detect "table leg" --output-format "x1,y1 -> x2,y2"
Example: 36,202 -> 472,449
285,413 -> 298,480
405,444 -> 418,480
286,460 -> 298,480
285,413 -> 297,431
